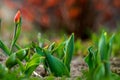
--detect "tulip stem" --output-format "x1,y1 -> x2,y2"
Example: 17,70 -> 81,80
10,24 -> 17,54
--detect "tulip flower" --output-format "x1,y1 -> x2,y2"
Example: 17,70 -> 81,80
14,10 -> 21,24
10,10 -> 22,54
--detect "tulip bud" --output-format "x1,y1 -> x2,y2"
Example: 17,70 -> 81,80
14,10 -> 21,24
10,10 -> 22,54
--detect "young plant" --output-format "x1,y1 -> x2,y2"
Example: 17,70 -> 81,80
0,10 -> 44,79
35,34 -> 74,77
0,10 -> 75,79
85,32 -> 120,80
10,10 -> 22,54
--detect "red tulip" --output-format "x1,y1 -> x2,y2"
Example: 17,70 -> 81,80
14,10 -> 21,23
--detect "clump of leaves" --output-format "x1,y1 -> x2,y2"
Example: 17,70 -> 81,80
85,32 -> 120,80
0,10 -> 74,79
35,33 -> 74,77
0,10 -> 44,79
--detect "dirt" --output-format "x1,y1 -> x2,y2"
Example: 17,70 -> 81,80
111,58 -> 120,75
0,53 -> 7,64
70,57 -> 88,78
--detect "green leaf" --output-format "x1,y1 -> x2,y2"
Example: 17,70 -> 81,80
104,62 -> 111,77
16,58 -> 25,72
111,73 -> 120,80
15,43 -> 22,50
85,47 -> 95,71
93,63 -> 105,80
52,41 -> 65,59
16,48 -> 29,60
6,53 -> 17,69
35,46 -> 45,56
44,76 -> 55,80
107,34 -> 115,60
98,32 -> 108,61
63,33 -> 74,71
104,34 -> 115,77
52,41 -> 65,53
44,50 -> 69,77
0,63 -> 8,78
0,40 -> 10,56
6,48 -> 28,69
25,53 -> 44,77
48,42 -> 55,51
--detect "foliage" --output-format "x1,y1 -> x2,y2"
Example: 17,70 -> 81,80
85,32 -> 120,80
0,10 -> 74,79
35,33 -> 74,77
0,10 -> 120,80
112,30 -> 120,57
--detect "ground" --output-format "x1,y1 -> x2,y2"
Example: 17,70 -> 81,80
0,53 -> 120,79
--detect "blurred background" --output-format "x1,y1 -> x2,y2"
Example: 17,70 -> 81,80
0,0 -> 120,40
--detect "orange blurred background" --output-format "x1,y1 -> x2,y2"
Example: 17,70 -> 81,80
1,0 -> 120,39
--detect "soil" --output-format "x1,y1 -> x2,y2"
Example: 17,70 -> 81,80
0,53 -> 7,64
111,58 -> 120,75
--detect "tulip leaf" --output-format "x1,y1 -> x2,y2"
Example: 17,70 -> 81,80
0,63 -> 8,78
63,33 -> 74,71
6,48 -> 28,69
0,40 -> 10,56
108,34 -> 115,60
85,47 -> 95,71
35,46 -> 45,56
25,53 -> 44,77
93,63 -> 105,80
48,42 -> 55,52
6,53 -> 17,69
44,50 -> 69,77
16,48 -> 29,60
98,32 -> 108,61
